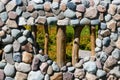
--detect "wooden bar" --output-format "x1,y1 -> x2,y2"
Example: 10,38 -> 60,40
56,25 -> 66,67
90,26 -> 96,56
44,24 -> 49,54
72,26 -> 83,66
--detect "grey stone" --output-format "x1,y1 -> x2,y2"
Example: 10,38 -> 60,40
57,12 -> 65,20
117,27 -> 120,35
83,61 -> 97,74
4,44 -> 13,53
70,19 -> 79,25
52,2 -> 59,9
47,17 -> 57,25
0,60 -> 7,69
96,59 -> 102,69
100,52 -> 108,63
68,67 -> 75,72
5,77 -> 14,80
0,12 -> 8,22
16,7 -> 22,16
32,0 -> 43,4
36,54 -> 48,62
52,9 -> 61,15
13,40 -> 21,52
0,2 -> 5,12
112,48 -> 120,60
84,56 -> 90,62
5,53 -> 15,65
17,36 -> 27,45
13,0 -> 22,5
74,63 -> 82,68
110,66 -> 120,77
23,30 -> 30,38
47,60 -> 53,65
103,37 -> 110,47
18,17 -> 27,26
13,52 -> 22,62
36,16 -> 46,24
5,1 -> 16,12
27,38 -> 34,44
2,35 -> 13,44
64,9 -> 76,18
1,0 -> 9,4
80,18 -> 91,25
94,0 -> 100,5
66,62 -> 72,67
34,4 -> 44,10
63,72 -> 74,80
81,0 -> 90,7
15,62 -> 31,73
91,19 -> 100,25
45,74 -> 50,80
100,23 -> 107,30
96,69 -> 106,78
28,71 -> 44,80
67,2 -> 76,11
52,62 -> 60,72
4,63 -> 15,77
112,0 -> 120,5
105,14 -> 112,22
110,33 -> 118,41
96,38 -> 102,48
11,29 -> 21,38
22,12 -> 31,19
100,29 -> 111,37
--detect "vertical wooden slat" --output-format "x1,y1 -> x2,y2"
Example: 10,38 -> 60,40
56,25 -> 66,67
44,24 -> 49,54
90,26 -> 96,56
72,26 -> 83,66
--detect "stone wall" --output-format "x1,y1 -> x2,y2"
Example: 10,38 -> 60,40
0,0 -> 120,80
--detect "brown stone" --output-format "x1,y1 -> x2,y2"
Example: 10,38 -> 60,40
50,72 -> 63,80
47,66 -> 53,75
15,72 -> 27,80
96,59 -> 102,69
97,5 -> 106,12
108,4 -> 117,15
104,56 -> 117,68
103,46 -> 114,55
27,4 -> 34,12
31,11 -> 38,19
39,62 -> 48,74
44,2 -> 51,11
21,42 -> 33,52
86,72 -> 97,80
107,20 -> 116,32
115,37 -> 120,49
0,30 -> 5,37
37,17 -> 46,24
22,51 -> 33,64
76,12 -> 82,19
0,69 -> 4,80
107,75 -> 117,80
6,1 -> 16,12
76,4 -> 85,12
6,19 -> 18,28
46,12 -> 54,17
60,3 -> 67,11
74,69 -> 85,79
99,13 -> 104,21
0,19 -> 4,27
85,7 -> 98,19
89,0 -> 95,6
8,11 -> 18,19
100,29 -> 111,37
117,21 -> 120,26
113,14 -> 120,21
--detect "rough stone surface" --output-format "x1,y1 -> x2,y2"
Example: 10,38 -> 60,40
50,72 -> 63,80
15,72 -> 27,80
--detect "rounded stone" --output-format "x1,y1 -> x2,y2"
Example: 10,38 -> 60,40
83,61 -> 97,74
5,77 -> 14,80
47,66 -> 53,75
39,62 -> 48,74
112,48 -> 120,60
0,60 -> 7,69
0,2 -> 5,12
23,30 -> 30,37
15,72 -> 27,80
32,57 -> 40,71
67,2 -> 76,11
11,29 -> 21,39
4,63 -> 15,77
45,74 -> 50,80
13,52 -> 22,62
96,38 -> 102,48
22,51 -> 33,64
105,14 -> 112,22
100,52 -> 108,63
28,71 -> 44,80
103,37 -> 110,47
0,69 -> 5,80
15,62 -> 31,73
4,44 -> 13,53
68,67 -> 75,72
64,9 -> 76,18
2,35 -> 14,44
17,36 -> 27,45
96,69 -> 106,78
52,62 -> 60,72
100,23 -> 107,30
74,69 -> 85,79
91,19 -> 100,25
80,18 -> 91,25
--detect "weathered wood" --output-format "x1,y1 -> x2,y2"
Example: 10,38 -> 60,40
90,26 -> 96,56
56,25 -> 66,67
44,24 -> 49,54
72,26 -> 83,66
